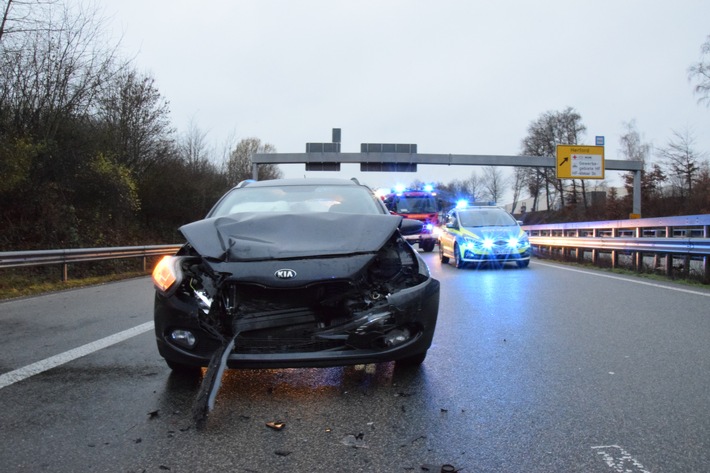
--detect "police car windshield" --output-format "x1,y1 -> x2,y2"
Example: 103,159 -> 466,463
458,209 -> 517,227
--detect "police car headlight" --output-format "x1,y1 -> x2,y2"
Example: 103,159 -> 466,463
507,236 -> 530,249
482,238 -> 495,250
461,236 -> 476,251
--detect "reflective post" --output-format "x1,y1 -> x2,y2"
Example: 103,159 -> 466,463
633,169 -> 641,217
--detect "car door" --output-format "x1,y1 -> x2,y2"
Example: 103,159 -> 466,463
439,210 -> 459,257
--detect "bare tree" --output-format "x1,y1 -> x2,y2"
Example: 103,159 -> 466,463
509,166 -> 526,214
225,137 -> 282,185
619,120 -> 651,164
96,69 -> 173,176
0,0 -> 57,44
436,173 -> 480,209
0,1 -> 125,138
659,128 -> 704,200
520,107 -> 587,209
178,119 -> 211,170
481,165 -> 506,203
688,34 -> 710,106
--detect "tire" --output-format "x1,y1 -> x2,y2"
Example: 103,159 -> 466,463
166,359 -> 203,376
517,260 -> 530,268
454,244 -> 466,269
439,243 -> 450,264
421,240 -> 436,252
395,351 -> 427,368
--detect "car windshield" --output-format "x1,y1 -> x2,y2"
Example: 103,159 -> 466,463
393,195 -> 438,214
209,184 -> 385,217
458,208 -> 517,227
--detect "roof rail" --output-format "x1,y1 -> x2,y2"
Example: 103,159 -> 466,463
236,179 -> 256,188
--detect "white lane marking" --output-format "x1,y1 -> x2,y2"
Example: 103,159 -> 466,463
534,261 -> 710,297
591,445 -> 651,473
0,321 -> 154,390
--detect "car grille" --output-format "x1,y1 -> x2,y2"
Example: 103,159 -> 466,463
228,281 -> 355,354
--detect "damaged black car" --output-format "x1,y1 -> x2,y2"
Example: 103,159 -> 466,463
152,178 -> 440,372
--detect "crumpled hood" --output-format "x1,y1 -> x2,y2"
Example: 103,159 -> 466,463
180,212 -> 404,261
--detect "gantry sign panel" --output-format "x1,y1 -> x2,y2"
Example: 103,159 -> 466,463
556,145 -> 605,179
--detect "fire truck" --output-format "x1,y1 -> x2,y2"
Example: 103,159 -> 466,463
380,185 -> 441,252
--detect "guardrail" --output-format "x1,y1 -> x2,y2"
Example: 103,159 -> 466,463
522,214 -> 710,283
3,214 -> 710,284
0,244 -> 183,282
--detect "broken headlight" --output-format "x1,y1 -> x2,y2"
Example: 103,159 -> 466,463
152,256 -> 183,294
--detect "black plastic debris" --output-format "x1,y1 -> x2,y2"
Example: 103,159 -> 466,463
420,465 -> 458,473
147,410 -> 159,419
274,450 -> 292,456
192,334 -> 237,429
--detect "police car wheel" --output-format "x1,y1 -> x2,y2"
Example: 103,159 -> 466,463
454,244 -> 466,269
439,244 -> 449,264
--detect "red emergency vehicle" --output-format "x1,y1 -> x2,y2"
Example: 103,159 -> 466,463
381,186 -> 440,252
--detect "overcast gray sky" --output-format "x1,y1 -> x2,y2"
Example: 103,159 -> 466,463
101,0 -> 710,200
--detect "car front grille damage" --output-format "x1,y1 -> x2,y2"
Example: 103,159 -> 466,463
173,233 -> 426,355
169,232 -> 429,428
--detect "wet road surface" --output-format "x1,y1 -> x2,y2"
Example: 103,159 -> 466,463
1,255 -> 710,472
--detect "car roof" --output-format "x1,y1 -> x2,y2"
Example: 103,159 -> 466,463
453,206 -> 507,213
237,178 -> 365,189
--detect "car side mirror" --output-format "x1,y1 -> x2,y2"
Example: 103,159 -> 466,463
399,218 -> 423,236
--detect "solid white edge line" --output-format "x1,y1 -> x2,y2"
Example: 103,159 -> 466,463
533,261 -> 710,297
0,321 -> 154,390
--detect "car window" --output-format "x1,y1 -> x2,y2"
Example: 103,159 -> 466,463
209,185 -> 385,217
393,195 -> 438,213
458,209 -> 517,227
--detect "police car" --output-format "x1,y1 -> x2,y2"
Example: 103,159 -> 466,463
438,202 -> 531,269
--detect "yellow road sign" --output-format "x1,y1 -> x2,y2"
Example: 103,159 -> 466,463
556,145 -> 605,179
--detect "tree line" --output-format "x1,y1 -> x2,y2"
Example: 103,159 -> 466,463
1,1 -> 708,251
0,1 -> 280,250
410,33 -> 710,222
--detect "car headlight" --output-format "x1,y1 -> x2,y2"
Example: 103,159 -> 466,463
152,255 -> 183,293
482,238 -> 495,250
461,236 -> 477,251
507,236 -> 530,249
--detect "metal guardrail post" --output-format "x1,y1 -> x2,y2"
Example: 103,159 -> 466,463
0,244 -> 183,282
524,214 -> 710,283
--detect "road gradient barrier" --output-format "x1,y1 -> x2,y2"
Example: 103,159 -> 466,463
523,214 -> 710,283
0,245 -> 183,281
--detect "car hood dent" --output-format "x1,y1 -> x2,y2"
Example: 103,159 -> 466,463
180,212 -> 404,261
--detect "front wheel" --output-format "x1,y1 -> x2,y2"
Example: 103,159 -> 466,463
454,244 -> 466,269
395,351 -> 427,368
439,242 -> 449,264
420,240 -> 436,252
517,260 -> 530,268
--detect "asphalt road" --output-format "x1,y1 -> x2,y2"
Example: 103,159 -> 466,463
1,255 -> 709,473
